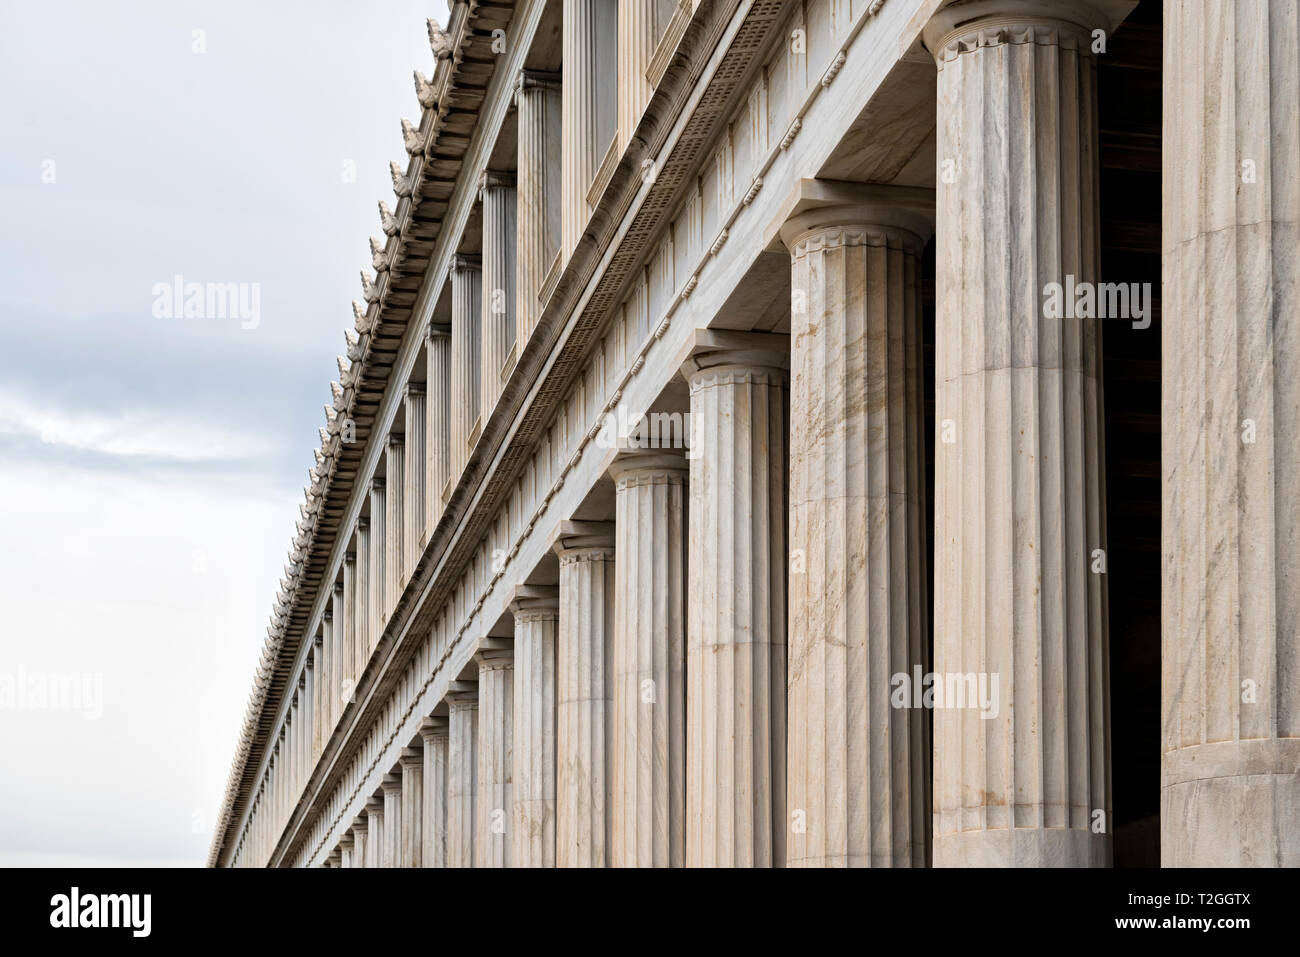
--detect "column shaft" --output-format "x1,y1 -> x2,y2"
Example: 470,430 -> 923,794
781,200 -> 932,867
384,436 -> 405,616
400,749 -> 423,867
511,592 -> 560,867
480,172 -> 517,421
404,385 -> 427,573
686,355 -> 788,867
420,719 -> 450,867
368,479 -> 386,651
515,72 -> 561,347
450,256 -> 482,483
555,529 -> 615,867
561,0 -> 617,257
382,775 -> 402,868
1162,0 -> 1300,867
354,519 -> 370,681
925,4 -> 1111,866
610,453 -> 688,867
476,648 -> 514,867
447,690 -> 479,867
427,326 -> 452,525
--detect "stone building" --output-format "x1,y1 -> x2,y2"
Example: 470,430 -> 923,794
208,0 -> 1299,868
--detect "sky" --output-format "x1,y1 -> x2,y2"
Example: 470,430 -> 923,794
0,0 -> 446,867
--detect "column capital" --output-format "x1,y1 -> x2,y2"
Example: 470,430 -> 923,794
767,179 -> 934,256
515,68 -> 560,99
333,580 -> 344,596
344,550 -> 356,565
479,169 -> 517,193
444,680 -> 479,709
351,815 -> 369,834
399,746 -> 423,771
338,833 -> 354,849
387,433 -> 404,449
365,795 -> 385,814
452,253 -> 482,273
357,516 -> 369,531
418,715 -> 450,741
370,477 -> 386,494
405,381 -> 426,398
607,448 -> 689,486
922,0 -> 1132,63
508,583 -> 560,621
426,321 -> 452,340
475,644 -> 515,672
550,519 -> 615,560
381,772 -> 403,794
677,329 -> 789,388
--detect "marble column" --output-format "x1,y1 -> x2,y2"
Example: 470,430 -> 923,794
480,171 -> 517,421
1162,0 -> 1300,867
331,581 -> 346,722
368,478 -> 386,650
515,71 -> 561,347
617,0 -> 672,149
426,324 -> 452,524
511,589 -> 560,867
923,0 -> 1112,866
364,795 -> 384,868
354,518 -> 370,680
384,435 -> 405,615
609,451 -> 688,867
777,191 -> 932,867
342,553 -> 357,708
476,646 -> 514,868
381,772 -> 402,868
447,684 -> 479,868
450,255 -> 482,483
321,610 -> 335,741
684,347 -> 788,867
310,638 -> 322,760
400,746 -> 424,868
297,674 -> 308,792
404,384 -> 427,572
555,524 -> 615,867
419,717 -> 450,868
350,817 -> 368,869
339,833 -> 354,869
561,0 -> 617,257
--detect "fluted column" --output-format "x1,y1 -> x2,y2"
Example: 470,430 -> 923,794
404,384 -> 427,572
684,348 -> 788,867
304,652 -> 316,767
1162,0 -> 1300,867
561,0 -> 617,257
923,0 -> 1112,866
515,71 -> 561,347
310,638 -> 322,760
426,324 -> 452,524
447,685 -> 479,867
476,646 -> 514,867
384,435 -> 405,615
778,191 -> 932,867
342,553 -> 357,706
480,171 -> 517,421
609,451 -> 688,867
364,796 -> 384,868
331,581 -> 346,722
617,0 -> 671,148
381,772 -> 402,868
350,817 -> 368,869
354,518 -> 370,676
511,588 -> 560,867
555,524 -> 615,867
321,610 -> 335,741
450,255 -> 482,483
368,478 -> 386,651
339,833 -> 354,869
419,717 -> 450,868
400,747 -> 423,867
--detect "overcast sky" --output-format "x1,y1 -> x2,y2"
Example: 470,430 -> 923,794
0,1 -> 444,866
